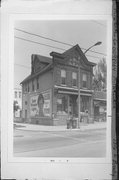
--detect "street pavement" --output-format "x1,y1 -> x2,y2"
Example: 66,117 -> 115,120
14,122 -> 106,157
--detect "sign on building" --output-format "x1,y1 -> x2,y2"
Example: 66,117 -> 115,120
30,90 -> 51,117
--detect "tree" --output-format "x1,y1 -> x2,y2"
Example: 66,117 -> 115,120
93,57 -> 107,91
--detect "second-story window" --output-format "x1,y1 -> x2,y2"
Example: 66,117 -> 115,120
72,72 -> 77,86
61,69 -> 66,85
82,73 -> 87,88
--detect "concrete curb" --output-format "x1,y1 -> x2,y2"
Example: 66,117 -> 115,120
14,122 -> 106,132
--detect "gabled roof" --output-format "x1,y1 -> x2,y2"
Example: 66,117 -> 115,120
21,54 -> 53,84
20,63 -> 53,84
50,44 -> 96,67
63,44 -> 96,66
32,54 -> 52,63
21,44 -> 96,85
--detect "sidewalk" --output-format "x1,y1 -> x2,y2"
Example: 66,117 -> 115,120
14,122 -> 106,132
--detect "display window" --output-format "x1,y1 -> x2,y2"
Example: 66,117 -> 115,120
57,94 -> 68,115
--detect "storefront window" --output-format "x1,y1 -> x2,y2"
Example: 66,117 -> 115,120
57,94 -> 68,114
81,96 -> 89,112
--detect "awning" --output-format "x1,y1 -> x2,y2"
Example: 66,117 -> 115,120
54,85 -> 93,96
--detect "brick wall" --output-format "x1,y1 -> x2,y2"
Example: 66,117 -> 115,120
54,64 -> 78,87
22,70 -> 53,120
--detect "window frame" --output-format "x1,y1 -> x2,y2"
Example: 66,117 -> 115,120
61,69 -> 66,85
72,72 -> 77,87
82,73 -> 87,88
57,94 -> 68,114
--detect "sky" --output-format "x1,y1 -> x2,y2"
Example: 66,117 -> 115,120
14,20 -> 107,89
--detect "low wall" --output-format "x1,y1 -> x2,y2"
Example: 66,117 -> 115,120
54,114 -> 68,126
30,117 -> 53,126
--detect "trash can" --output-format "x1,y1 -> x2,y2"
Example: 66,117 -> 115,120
67,120 -> 70,129
72,119 -> 77,129
67,119 -> 73,129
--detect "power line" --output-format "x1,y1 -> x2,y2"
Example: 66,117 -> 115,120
15,36 -> 66,51
85,54 -> 101,59
15,28 -> 106,56
15,36 -> 103,60
15,28 -> 74,47
15,63 -> 30,69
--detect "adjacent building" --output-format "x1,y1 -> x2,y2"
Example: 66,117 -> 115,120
14,88 -> 22,118
21,44 -> 98,125
93,91 -> 106,122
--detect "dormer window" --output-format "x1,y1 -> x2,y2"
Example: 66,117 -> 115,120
72,72 -> 77,87
61,69 -> 66,85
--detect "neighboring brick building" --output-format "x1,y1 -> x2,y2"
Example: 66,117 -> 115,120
21,44 -> 96,125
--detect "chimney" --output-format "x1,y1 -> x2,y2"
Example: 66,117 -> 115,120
31,54 -> 35,74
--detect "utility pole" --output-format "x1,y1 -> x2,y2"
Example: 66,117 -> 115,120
77,41 -> 102,129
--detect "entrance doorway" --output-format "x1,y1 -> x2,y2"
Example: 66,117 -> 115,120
25,109 -> 27,119
68,95 -> 78,118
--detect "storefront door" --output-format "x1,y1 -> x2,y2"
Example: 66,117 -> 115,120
80,96 -> 90,114
69,95 -> 78,118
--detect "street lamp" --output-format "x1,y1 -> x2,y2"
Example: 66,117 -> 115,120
84,41 -> 102,54
78,41 -> 102,129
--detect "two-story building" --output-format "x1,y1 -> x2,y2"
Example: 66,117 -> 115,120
21,44 -> 96,125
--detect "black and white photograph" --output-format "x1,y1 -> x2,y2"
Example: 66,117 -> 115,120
13,19 -> 108,158
1,0 -> 113,179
